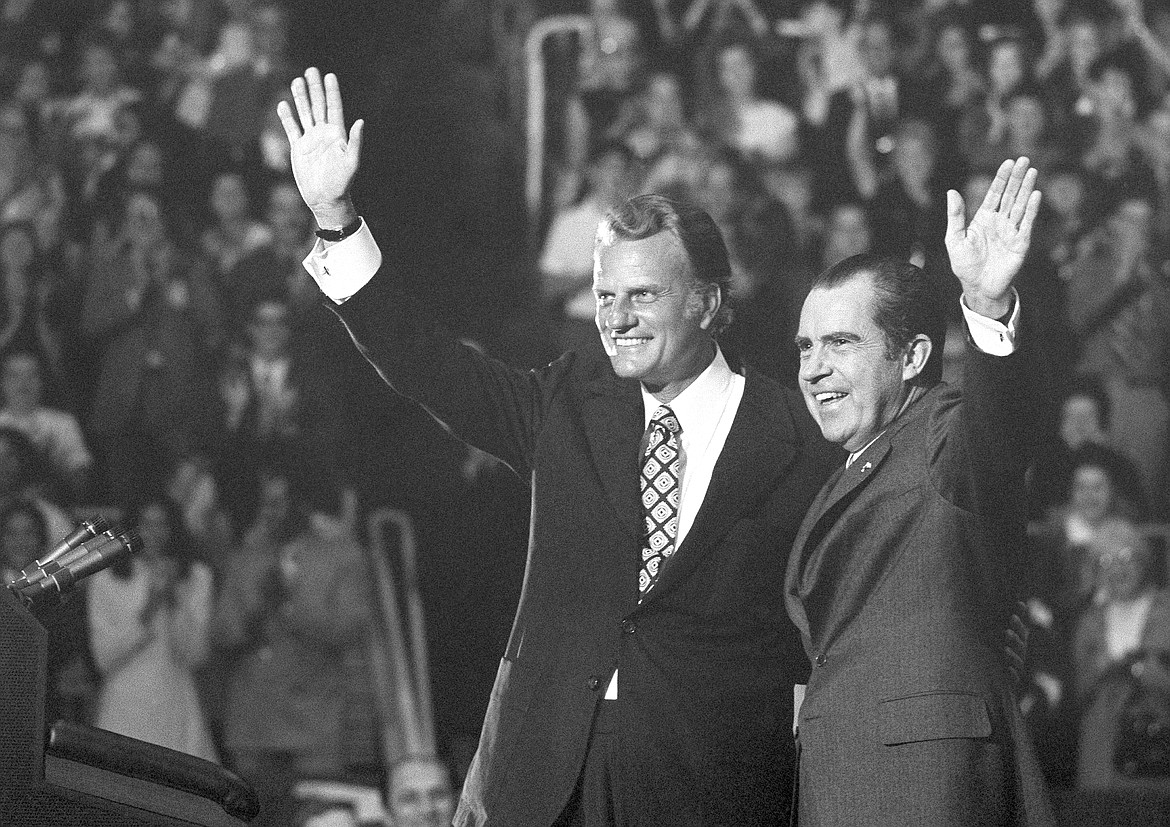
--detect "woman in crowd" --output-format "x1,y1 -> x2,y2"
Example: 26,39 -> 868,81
88,494 -> 218,762
0,497 -> 96,725
1074,517 -> 1170,790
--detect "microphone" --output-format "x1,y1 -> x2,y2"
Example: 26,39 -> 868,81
17,531 -> 141,603
18,517 -> 111,583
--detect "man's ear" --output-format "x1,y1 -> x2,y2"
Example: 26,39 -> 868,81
902,334 -> 932,381
696,283 -> 723,331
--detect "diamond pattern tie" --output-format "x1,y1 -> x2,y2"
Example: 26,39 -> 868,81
639,405 -> 682,598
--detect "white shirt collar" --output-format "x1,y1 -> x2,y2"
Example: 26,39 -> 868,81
640,346 -> 736,433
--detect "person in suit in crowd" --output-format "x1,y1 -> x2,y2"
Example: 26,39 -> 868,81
209,467 -> 371,827
277,67 -> 837,826
1073,516 -> 1170,792
786,158 -> 1054,825
214,296 -> 342,533
82,187 -> 224,505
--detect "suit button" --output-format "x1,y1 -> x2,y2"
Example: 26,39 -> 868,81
620,618 -> 636,635
586,675 -> 602,691
815,653 -> 827,667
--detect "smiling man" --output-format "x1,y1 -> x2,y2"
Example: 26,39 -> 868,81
786,158 -> 1056,825
277,69 -> 836,826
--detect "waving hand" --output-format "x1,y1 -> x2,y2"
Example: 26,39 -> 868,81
276,67 -> 364,229
944,157 -> 1041,318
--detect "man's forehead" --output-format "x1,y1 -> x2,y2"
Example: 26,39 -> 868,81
800,272 -> 879,325
594,232 -> 691,283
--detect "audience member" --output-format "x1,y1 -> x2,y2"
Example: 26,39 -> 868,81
0,496 -> 97,726
210,469 -> 372,826
0,349 -> 93,502
88,494 -> 219,762
1064,194 -> 1170,519
0,424 -> 72,543
386,755 -> 456,827
214,297 -> 342,533
82,187 -> 224,504
538,140 -> 634,355
1074,517 -> 1170,790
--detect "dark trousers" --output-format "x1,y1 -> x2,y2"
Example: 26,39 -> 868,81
552,700 -> 782,827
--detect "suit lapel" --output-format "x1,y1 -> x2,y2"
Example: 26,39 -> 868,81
641,371 -> 798,604
581,369 -> 645,540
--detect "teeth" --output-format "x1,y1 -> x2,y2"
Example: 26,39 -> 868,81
816,392 -> 846,402
614,338 -> 649,347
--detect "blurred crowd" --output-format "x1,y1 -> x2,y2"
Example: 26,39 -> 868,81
1,0 -> 1170,823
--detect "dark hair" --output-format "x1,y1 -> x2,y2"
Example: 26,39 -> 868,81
0,497 -> 48,568
0,425 -> 43,491
113,494 -> 195,580
599,194 -> 734,334
811,253 -> 946,385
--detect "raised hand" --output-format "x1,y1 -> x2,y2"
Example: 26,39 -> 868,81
944,157 -> 1041,318
276,67 -> 364,229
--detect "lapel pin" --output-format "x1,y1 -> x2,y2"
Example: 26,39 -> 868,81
861,461 -> 872,472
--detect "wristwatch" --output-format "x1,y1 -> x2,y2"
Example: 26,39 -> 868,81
314,216 -> 363,242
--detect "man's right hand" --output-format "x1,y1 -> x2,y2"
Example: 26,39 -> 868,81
277,67 -> 364,230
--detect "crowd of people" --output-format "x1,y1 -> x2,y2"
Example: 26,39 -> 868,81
1,0 -> 1170,823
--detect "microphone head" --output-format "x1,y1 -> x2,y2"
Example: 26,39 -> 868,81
84,515 -> 111,534
118,530 -> 142,555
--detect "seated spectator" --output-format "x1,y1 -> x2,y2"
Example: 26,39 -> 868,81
1064,193 -> 1170,520
1080,49 -> 1156,211
200,169 -> 271,285
386,755 -> 456,827
816,200 -> 872,272
537,140 -> 634,356
957,34 -> 1031,174
0,497 -> 97,726
210,468 -> 372,827
82,187 -> 224,505
0,349 -> 93,502
1033,445 -> 1143,627
214,297 -> 343,534
0,221 -> 78,402
967,83 -> 1066,176
58,31 -> 142,145
0,424 -> 73,543
1074,517 -> 1170,791
911,13 -> 984,182
0,107 -> 68,253
1029,377 -> 1149,521
88,494 -> 219,762
864,118 -> 948,282
618,71 -> 701,172
700,41 -> 801,172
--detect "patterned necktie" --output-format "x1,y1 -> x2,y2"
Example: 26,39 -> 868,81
639,405 -> 682,598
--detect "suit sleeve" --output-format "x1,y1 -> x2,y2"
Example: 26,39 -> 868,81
327,266 -> 569,477
931,302 -> 1051,515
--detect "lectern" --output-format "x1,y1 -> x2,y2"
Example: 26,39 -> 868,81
0,585 -> 260,826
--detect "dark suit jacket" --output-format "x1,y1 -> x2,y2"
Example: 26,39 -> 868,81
785,344 -> 1055,826
330,270 -> 837,826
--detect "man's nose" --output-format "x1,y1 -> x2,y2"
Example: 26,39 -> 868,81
602,297 -> 635,330
799,347 -> 829,383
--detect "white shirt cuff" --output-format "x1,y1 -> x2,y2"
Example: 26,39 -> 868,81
300,218 -> 382,304
960,288 -> 1019,357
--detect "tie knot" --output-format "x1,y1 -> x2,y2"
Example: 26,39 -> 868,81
650,405 -> 681,436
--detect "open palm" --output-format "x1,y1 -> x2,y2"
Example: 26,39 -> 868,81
276,68 -> 364,219
944,158 -> 1041,314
